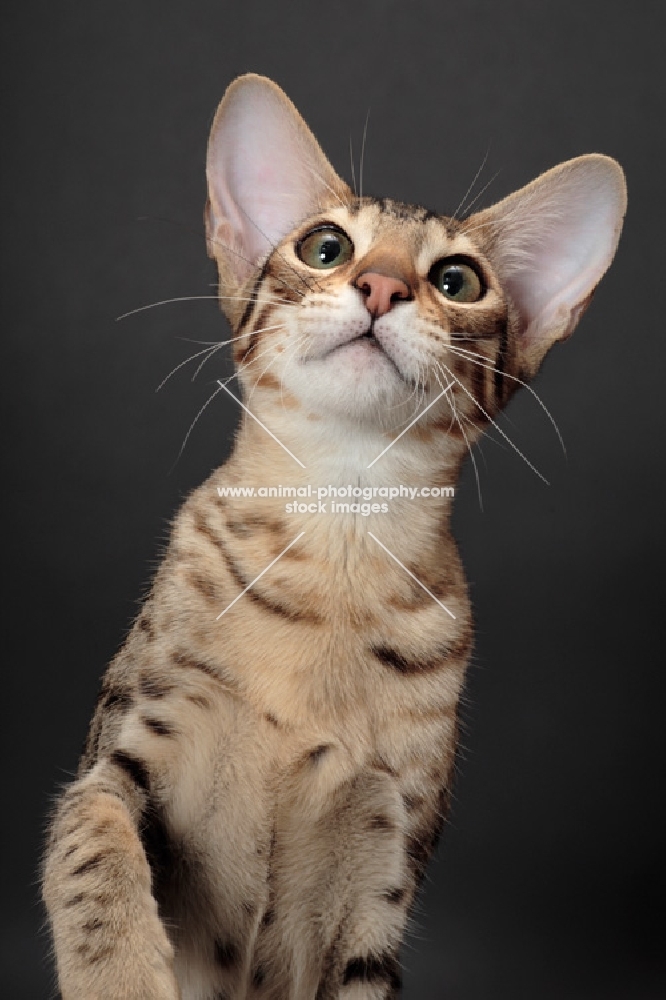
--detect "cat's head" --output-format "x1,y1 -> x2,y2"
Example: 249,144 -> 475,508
205,74 -> 625,442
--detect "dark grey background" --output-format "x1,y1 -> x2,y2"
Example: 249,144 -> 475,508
3,1 -> 665,997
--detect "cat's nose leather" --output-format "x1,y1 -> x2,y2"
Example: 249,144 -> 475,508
354,271 -> 411,317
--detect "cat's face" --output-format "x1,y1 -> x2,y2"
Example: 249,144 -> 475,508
205,75 -> 626,440
224,197 -> 512,436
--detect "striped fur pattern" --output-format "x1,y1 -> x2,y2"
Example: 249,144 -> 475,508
42,76 -> 626,998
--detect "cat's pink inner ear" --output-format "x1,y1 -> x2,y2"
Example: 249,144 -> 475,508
206,75 -> 349,282
476,155 -> 626,370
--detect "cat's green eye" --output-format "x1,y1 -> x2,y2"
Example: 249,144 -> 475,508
430,258 -> 484,303
297,228 -> 354,270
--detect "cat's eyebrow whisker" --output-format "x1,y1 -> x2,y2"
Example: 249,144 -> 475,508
451,145 -> 490,222
359,108 -> 371,201
446,341 -> 566,455
349,134 -> 358,197
302,162 -> 352,211
441,362 -> 549,484
460,170 -> 501,219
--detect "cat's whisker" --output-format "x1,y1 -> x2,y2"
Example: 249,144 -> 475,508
180,338 -> 232,346
206,323 -> 284,381
116,294 -> 262,322
441,362 -> 549,484
154,323 -> 287,392
195,322 -> 287,383
386,365 -> 420,414
231,327 -> 292,394
190,342 -> 227,381
278,335 -> 310,413
170,381 -> 227,470
207,280 -> 289,308
446,341 -> 566,455
244,334 -> 298,407
156,343 -> 223,393
434,365 -> 484,509
461,410 -> 509,453
231,346 -> 279,390
400,363 -> 423,424
415,362 -> 427,416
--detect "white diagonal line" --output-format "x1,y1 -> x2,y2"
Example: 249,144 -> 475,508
366,381 -> 455,469
217,380 -> 306,468
216,532 -> 306,620
367,531 -> 456,620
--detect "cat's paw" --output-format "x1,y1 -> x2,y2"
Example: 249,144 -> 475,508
58,895 -> 181,1000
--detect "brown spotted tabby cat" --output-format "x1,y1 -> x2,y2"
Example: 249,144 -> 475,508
42,75 -> 626,999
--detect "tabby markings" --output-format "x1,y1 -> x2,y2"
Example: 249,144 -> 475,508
367,532 -> 456,619
212,528 -> 318,623
343,953 -> 402,989
110,749 -> 150,793
215,530 -> 308,620
214,938 -> 239,968
141,715 -> 177,738
370,643 -> 466,675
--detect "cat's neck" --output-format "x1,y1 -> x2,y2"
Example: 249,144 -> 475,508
218,409 -> 463,549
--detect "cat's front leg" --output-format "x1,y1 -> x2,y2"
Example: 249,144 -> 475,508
42,756 -> 180,1000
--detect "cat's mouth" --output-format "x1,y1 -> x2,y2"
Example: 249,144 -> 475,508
349,327 -> 408,382
317,325 -> 381,357
315,325 -> 407,381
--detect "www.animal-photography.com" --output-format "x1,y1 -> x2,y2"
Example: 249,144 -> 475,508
3,2 -> 665,998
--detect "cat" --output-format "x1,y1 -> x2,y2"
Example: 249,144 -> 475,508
42,74 -> 626,1000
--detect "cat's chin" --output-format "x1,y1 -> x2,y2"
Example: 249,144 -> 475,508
280,372 -> 427,433
321,333 -> 406,379
278,338 -> 413,425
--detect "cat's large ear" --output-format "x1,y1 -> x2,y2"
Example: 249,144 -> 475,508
205,74 -> 351,287
472,155 -> 626,377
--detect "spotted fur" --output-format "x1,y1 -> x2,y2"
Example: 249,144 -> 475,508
42,75 -> 626,999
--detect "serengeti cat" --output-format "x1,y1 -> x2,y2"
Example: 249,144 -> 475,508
42,74 -> 626,999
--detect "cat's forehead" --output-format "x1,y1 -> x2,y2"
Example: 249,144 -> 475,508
305,196 -> 490,270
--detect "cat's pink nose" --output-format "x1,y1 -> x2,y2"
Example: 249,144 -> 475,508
354,271 -> 411,317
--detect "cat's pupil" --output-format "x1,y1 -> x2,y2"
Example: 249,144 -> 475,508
319,238 -> 341,264
441,267 -> 464,296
